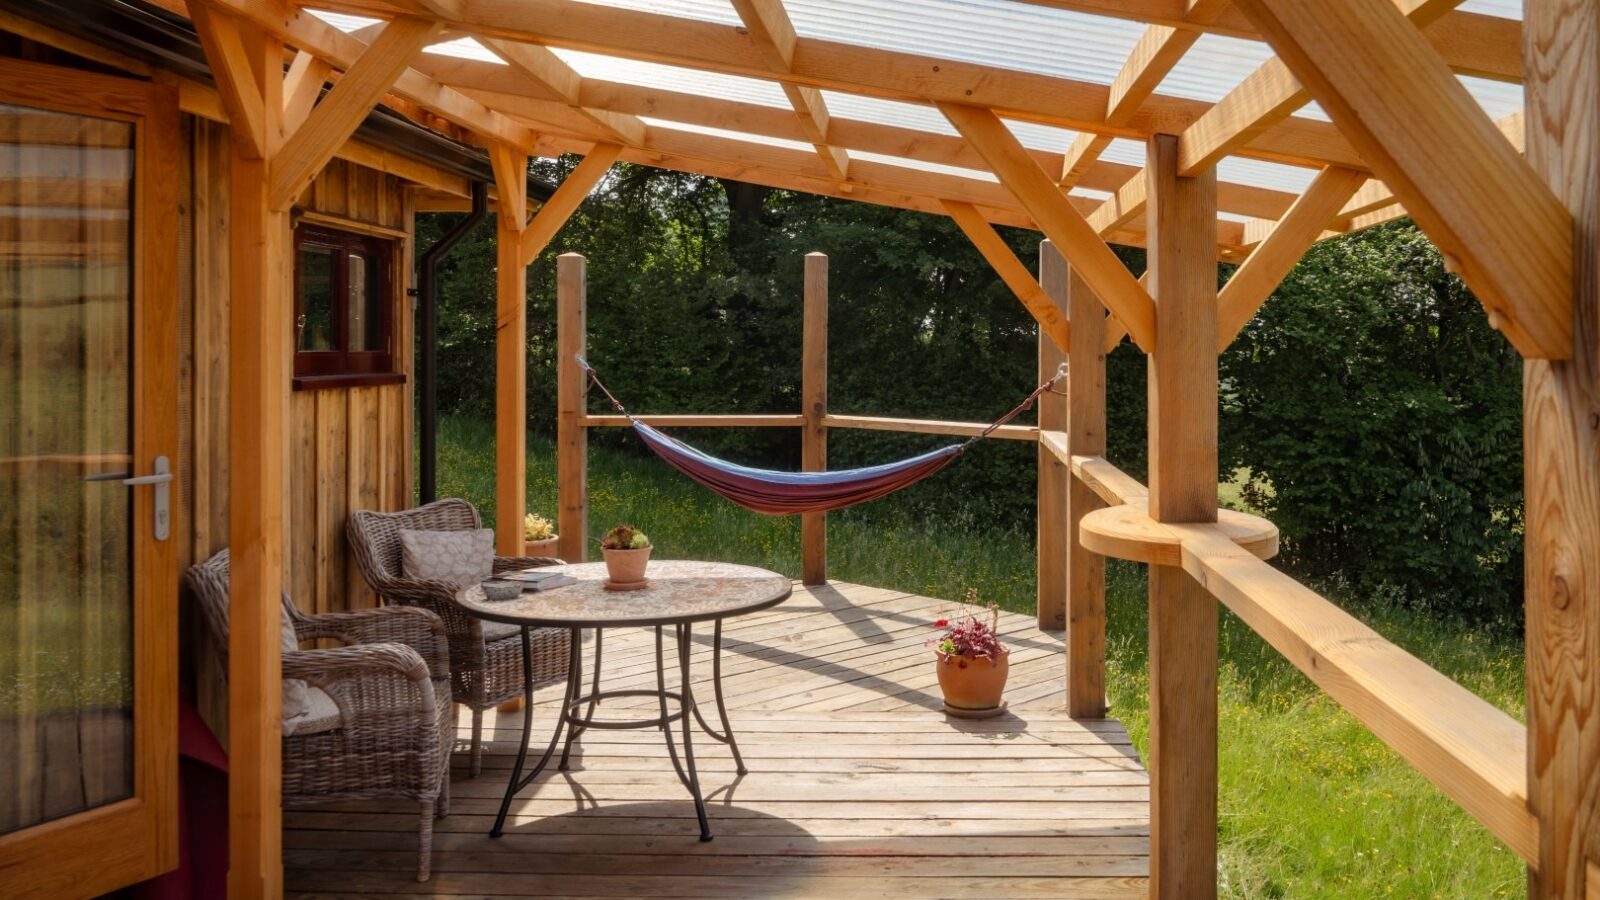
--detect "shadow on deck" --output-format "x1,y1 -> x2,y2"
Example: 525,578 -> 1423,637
284,580 -> 1151,898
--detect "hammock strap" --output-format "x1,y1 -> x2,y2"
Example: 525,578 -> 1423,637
575,354 -> 1069,449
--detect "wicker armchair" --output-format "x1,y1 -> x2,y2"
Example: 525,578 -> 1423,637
185,549 -> 453,881
347,498 -> 571,777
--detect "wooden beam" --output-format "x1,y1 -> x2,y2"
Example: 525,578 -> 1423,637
194,0 -> 536,151
269,17 -> 441,210
187,2 -> 266,158
823,415 -> 1038,441
941,102 -> 1157,352
1215,166 -> 1366,347
1087,171 -> 1149,236
556,254 -> 589,563
1230,0 -> 1573,358
426,52 -> 1310,221
1180,1 -> 1469,176
518,143 -> 622,263
729,0 -> 851,180
1059,132 -> 1112,189
1143,132 -> 1219,899
1523,0 -> 1600,892
1037,244 -> 1070,633
942,199 -> 1071,354
281,51 -> 331,136
307,0 -> 1365,171
480,38 -> 648,146
192,10 -> 290,893
801,252 -> 828,585
1062,254 -> 1109,718
493,145 -> 528,556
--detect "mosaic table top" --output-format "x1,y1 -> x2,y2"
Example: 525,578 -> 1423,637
455,560 -> 792,628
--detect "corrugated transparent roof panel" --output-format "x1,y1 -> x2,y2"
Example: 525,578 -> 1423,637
563,0 -> 739,26
820,93 -> 959,138
849,151 -> 997,182
553,49 -> 792,108
641,119 -> 828,156
424,36 -> 502,63
784,0 -> 1146,84
1460,0 -> 1521,18
306,8 -> 379,31
1156,34 -> 1276,106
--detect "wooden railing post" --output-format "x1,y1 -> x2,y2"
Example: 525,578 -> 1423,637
1063,247 -> 1109,718
1037,241 -> 1069,630
1145,132 -> 1220,899
557,252 -> 589,563
801,252 -> 828,584
493,147 -> 529,556
1523,2 -> 1600,894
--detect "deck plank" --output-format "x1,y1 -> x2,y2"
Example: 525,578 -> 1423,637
285,580 -> 1149,898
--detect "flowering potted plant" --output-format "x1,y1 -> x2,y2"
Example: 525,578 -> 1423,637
600,524 -> 652,585
931,589 -> 1009,718
523,513 -> 558,558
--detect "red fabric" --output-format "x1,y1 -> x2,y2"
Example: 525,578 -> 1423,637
128,698 -> 227,900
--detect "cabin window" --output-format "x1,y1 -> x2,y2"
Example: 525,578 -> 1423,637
292,224 -> 399,387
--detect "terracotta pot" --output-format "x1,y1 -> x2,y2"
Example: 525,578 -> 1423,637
602,546 -> 652,583
934,649 -> 1010,712
523,536 -> 559,558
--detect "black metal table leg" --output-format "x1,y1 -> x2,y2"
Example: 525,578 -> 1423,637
491,626 -> 580,838
688,618 -> 747,775
676,622 -> 712,841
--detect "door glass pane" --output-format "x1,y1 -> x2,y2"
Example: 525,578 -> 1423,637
296,244 -> 335,352
0,103 -> 134,835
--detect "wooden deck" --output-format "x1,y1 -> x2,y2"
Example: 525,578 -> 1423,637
284,580 -> 1151,898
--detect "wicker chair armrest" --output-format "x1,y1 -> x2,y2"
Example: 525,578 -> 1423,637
493,555 -> 564,573
283,643 -> 439,735
372,575 -> 465,607
293,606 -> 449,681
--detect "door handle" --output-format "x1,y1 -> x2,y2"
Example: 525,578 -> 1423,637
84,456 -> 172,541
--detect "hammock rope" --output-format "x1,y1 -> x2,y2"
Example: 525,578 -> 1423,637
575,354 -> 1068,516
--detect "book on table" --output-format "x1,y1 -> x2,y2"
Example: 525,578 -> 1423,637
494,570 -> 578,591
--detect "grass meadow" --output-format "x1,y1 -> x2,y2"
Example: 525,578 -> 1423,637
438,415 -> 1526,898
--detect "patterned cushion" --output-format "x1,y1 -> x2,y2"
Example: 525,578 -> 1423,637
482,620 -> 522,643
399,528 -> 495,585
281,612 -> 313,734
284,687 -> 342,736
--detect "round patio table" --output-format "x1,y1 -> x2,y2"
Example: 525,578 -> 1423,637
456,560 -> 792,842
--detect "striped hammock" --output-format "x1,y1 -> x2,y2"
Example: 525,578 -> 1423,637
580,356 -> 1064,516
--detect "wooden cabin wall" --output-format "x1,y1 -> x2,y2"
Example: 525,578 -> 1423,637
179,116 -> 416,636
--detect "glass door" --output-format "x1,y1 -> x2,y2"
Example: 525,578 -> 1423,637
0,58 -> 178,896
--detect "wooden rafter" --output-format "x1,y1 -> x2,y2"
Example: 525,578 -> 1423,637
941,199 -> 1071,353
1215,166 -> 1367,347
1087,171 -> 1149,236
303,0 -> 1364,171
425,53 -> 1309,222
1062,0 -> 1227,186
281,51 -> 331,136
1177,0 -> 1467,176
729,0 -> 850,181
187,2 -> 267,157
269,16 -> 441,209
479,39 -> 648,146
941,102 -> 1157,352
1231,0 -> 1574,359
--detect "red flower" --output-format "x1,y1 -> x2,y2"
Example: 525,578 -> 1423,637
935,618 -> 949,628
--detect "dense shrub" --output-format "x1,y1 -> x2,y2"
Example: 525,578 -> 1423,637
420,160 -> 1523,620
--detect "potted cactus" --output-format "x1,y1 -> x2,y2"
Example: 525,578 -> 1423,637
523,513 -> 558,558
931,589 -> 1009,718
600,524 -> 652,585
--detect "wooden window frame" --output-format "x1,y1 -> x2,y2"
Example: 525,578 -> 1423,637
291,222 -> 400,389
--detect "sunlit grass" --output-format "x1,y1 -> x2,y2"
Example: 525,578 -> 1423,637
440,414 -> 1525,898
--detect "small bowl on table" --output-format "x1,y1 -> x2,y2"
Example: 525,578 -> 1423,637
479,580 -> 522,602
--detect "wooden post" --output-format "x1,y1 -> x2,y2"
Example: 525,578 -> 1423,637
1144,132 -> 1219,899
493,150 -> 529,555
222,24 -> 287,900
557,253 -> 588,563
801,252 -> 827,585
1063,247 -> 1109,718
1037,242 -> 1069,630
1523,2 -> 1600,895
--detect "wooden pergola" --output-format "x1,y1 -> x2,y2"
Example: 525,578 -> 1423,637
141,0 -> 1595,896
